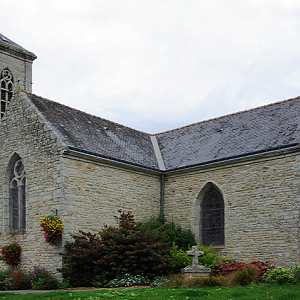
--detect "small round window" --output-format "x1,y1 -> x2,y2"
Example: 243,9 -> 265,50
14,160 -> 25,178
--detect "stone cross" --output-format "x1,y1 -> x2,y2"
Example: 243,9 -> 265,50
187,246 -> 203,266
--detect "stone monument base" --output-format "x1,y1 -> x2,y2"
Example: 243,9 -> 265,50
181,265 -> 211,279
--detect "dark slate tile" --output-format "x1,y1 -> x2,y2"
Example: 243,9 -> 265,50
27,93 -> 300,172
28,94 -> 159,169
156,97 -> 300,170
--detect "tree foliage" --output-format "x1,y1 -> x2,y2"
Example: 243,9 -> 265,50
136,216 -> 196,250
59,211 -> 174,287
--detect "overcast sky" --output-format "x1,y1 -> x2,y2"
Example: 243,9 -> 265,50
1,1 -> 300,133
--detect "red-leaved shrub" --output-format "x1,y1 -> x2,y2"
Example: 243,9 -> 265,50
249,260 -> 276,281
213,260 -> 275,282
59,211 -> 174,287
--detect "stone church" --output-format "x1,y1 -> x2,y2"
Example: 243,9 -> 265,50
0,32 -> 300,274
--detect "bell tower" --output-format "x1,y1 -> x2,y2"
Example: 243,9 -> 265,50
0,33 -> 36,119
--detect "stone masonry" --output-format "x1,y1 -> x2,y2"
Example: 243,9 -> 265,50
0,34 -> 36,93
0,92 -> 66,274
62,154 -> 160,234
163,149 -> 300,266
1,32 -> 300,277
0,92 -> 161,275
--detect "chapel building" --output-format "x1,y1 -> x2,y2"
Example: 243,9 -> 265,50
1,33 -> 300,274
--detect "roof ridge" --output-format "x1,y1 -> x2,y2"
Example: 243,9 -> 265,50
24,91 -> 300,136
24,91 -> 151,136
154,96 -> 300,135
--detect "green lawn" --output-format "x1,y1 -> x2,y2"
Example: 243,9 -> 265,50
0,284 -> 300,300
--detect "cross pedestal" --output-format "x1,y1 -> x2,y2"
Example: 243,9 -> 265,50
181,246 -> 211,279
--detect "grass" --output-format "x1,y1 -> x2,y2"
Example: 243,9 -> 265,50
0,284 -> 300,300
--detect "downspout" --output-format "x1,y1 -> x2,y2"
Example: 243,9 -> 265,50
160,173 -> 165,218
150,135 -> 166,218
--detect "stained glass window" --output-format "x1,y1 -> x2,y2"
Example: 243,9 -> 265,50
0,68 -> 14,119
9,158 -> 26,231
201,186 -> 224,246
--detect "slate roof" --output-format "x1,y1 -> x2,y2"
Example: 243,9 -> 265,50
27,93 -> 300,172
0,33 -> 36,60
28,94 -> 159,169
156,97 -> 300,170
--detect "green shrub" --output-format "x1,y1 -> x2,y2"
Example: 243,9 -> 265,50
137,216 -> 196,250
57,279 -> 70,289
291,262 -> 300,283
32,277 -> 59,290
264,267 -> 296,285
136,215 -> 165,233
198,245 -> 226,270
29,266 -> 59,290
60,211 -> 174,287
158,222 -> 196,250
91,274 -> 109,288
0,270 -> 10,290
170,244 -> 225,273
169,243 -> 192,273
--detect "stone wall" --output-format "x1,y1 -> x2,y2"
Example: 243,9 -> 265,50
0,92 -> 66,274
163,150 -> 300,267
0,93 -> 299,276
0,48 -> 34,92
0,92 -> 161,275
61,154 -> 161,235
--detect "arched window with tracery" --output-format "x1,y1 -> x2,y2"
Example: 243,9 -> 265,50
201,184 -> 224,246
1,68 -> 14,119
9,157 -> 26,231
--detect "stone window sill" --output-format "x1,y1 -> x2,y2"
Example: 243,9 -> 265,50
8,229 -> 26,235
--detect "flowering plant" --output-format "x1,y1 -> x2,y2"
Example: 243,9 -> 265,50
106,273 -> 151,288
40,215 -> 64,245
4,267 -> 31,290
1,242 -> 22,266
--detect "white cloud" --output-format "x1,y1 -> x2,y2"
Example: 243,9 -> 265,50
1,0 -> 300,132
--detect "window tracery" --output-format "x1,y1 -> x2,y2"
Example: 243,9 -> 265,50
9,158 -> 26,231
1,68 -> 14,119
201,185 -> 224,246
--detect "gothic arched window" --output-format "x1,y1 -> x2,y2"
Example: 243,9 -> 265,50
201,185 -> 224,246
1,68 -> 14,119
9,158 -> 26,231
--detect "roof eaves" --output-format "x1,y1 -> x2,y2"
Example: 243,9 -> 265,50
67,146 -> 162,173
67,143 -> 299,176
0,33 -> 37,61
0,42 -> 37,61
